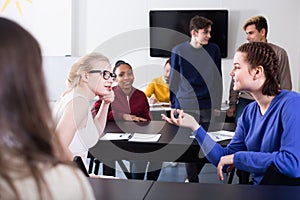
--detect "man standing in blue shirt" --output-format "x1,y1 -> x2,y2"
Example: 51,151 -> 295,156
169,15 -> 222,182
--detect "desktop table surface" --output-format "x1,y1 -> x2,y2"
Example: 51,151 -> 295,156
144,181 -> 300,200
88,178 -> 153,200
89,120 -> 235,163
88,177 -> 300,200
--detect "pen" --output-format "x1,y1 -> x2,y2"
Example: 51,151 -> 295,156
219,133 -> 234,137
128,133 -> 134,139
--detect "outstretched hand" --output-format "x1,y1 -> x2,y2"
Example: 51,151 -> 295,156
161,109 -> 200,131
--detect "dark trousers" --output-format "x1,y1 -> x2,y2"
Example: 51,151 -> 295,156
184,109 -> 212,182
131,169 -> 162,181
103,160 -> 162,181
186,157 -> 209,182
131,161 -> 162,181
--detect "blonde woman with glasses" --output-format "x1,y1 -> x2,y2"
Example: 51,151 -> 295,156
53,52 -> 115,169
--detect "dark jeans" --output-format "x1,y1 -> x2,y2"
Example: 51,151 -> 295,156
131,169 -> 161,181
186,158 -> 209,182
185,109 -> 212,182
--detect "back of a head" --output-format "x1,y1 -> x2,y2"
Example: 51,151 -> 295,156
189,15 -> 213,32
243,15 -> 268,37
0,17 -> 55,147
0,17 -> 64,199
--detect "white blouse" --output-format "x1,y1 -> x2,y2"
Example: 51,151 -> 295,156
53,92 -> 99,161
0,164 -> 95,200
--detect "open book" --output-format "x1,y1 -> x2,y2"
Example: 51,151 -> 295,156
128,133 -> 161,142
100,133 -> 161,142
100,133 -> 132,141
149,102 -> 170,107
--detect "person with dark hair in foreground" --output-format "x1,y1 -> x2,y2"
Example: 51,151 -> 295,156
0,17 -> 95,199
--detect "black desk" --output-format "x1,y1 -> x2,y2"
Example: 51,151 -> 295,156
145,181 -> 300,200
88,178 -> 300,200
89,121 -> 235,163
88,178 -> 153,200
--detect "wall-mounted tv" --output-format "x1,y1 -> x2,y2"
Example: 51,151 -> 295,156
149,10 -> 228,58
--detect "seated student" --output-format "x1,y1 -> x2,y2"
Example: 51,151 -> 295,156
0,17 -> 95,199
92,60 -> 151,121
92,60 -> 162,180
53,52 -> 115,170
162,42 -> 300,185
144,58 -> 171,104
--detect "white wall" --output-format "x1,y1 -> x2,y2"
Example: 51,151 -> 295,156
2,0 -> 299,101
43,56 -> 79,101
70,0 -> 300,103
0,0 -> 72,56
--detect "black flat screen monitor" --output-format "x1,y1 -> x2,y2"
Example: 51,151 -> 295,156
149,10 -> 228,58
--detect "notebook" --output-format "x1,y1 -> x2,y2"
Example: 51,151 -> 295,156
100,133 -> 132,140
128,133 -> 161,142
100,132 -> 161,142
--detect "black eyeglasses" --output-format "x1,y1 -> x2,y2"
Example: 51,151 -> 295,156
88,70 -> 116,81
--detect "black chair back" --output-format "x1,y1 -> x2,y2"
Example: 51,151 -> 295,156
73,156 -> 90,177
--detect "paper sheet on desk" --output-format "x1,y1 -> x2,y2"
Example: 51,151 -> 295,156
100,133 -> 132,141
128,133 -> 161,142
207,130 -> 235,142
149,102 -> 170,107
